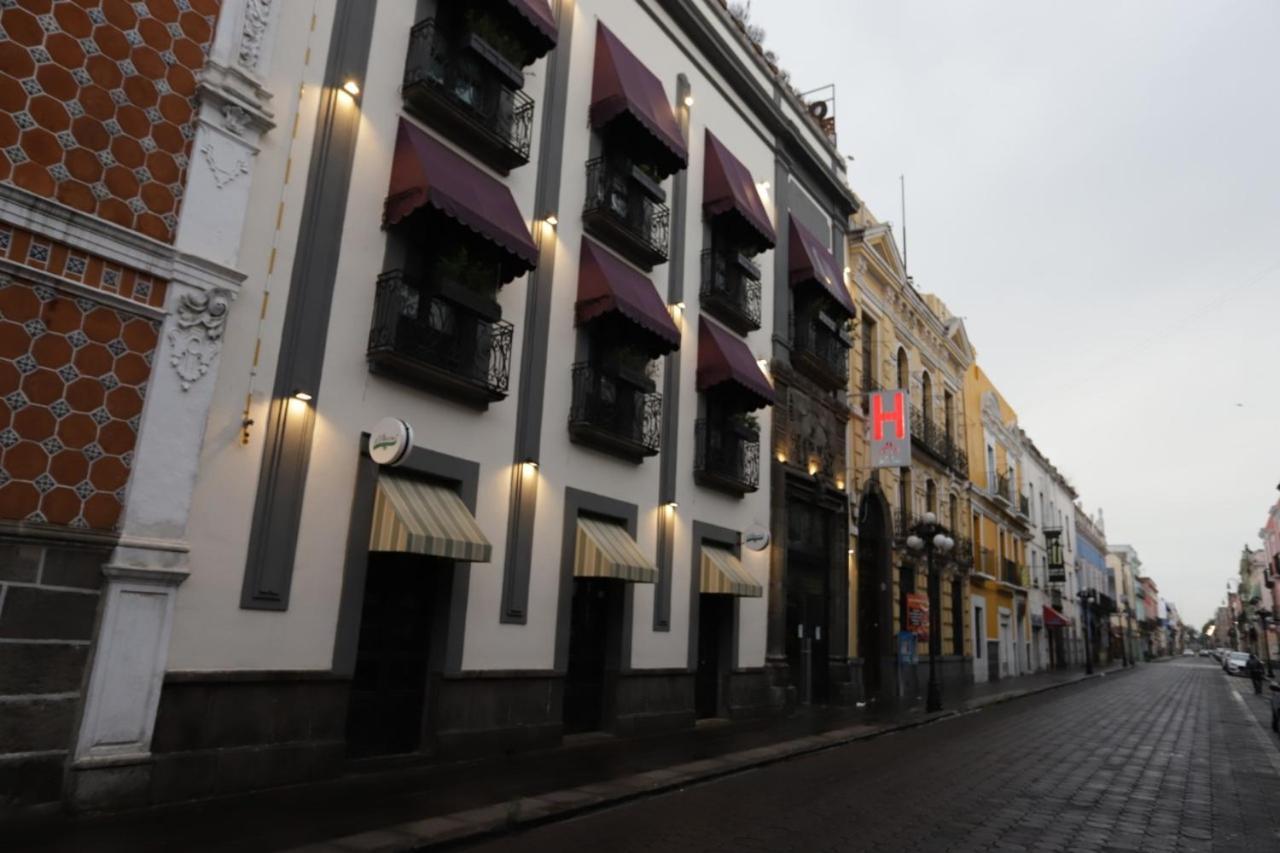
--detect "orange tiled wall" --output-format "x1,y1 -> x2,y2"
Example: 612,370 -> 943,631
0,0 -> 221,243
0,223 -> 165,529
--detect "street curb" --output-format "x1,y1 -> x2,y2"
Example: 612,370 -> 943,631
282,667 -> 1134,852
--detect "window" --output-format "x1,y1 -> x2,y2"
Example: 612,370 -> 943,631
926,479 -> 937,514
952,579 -> 964,655
861,316 -> 877,393
920,371 -> 932,425
943,390 -> 954,440
896,347 -> 909,391
949,494 -> 958,533
898,469 -> 912,519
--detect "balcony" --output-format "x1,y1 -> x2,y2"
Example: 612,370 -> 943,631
977,547 -> 997,576
694,419 -> 760,495
1018,493 -> 1031,518
403,19 -> 535,174
894,510 -> 915,542
953,536 -> 974,569
792,315 -> 850,391
860,378 -> 881,413
367,271 -> 513,406
994,472 -> 1013,505
950,446 -> 968,478
1002,558 -> 1025,587
910,407 -> 950,467
582,157 -> 671,270
568,362 -> 662,461
699,250 -> 762,334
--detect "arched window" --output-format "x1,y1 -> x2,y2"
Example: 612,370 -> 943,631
926,479 -> 937,514
949,493 -> 958,533
896,347 -> 909,391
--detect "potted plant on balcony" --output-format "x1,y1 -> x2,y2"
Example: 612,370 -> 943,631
730,412 -> 760,440
463,8 -> 527,89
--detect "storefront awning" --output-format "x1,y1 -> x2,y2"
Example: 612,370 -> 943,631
576,237 -> 681,354
700,543 -> 763,597
384,119 -> 538,283
574,516 -> 657,583
589,24 -> 688,175
1043,605 -> 1073,628
506,0 -> 558,57
788,218 -> 855,317
369,473 -> 492,563
696,317 -> 774,410
703,130 -> 775,251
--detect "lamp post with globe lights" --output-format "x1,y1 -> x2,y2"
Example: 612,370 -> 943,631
906,511 -> 955,712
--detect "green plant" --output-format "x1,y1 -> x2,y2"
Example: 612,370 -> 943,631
465,8 -> 531,67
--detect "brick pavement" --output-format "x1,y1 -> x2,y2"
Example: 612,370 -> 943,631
460,659 -> 1280,853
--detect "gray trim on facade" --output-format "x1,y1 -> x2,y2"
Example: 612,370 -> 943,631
331,438 -> 481,676
648,0 -> 858,217
771,155 -> 791,363
653,73 -> 693,631
553,487 -> 640,674
240,0 -> 377,611
501,0 -> 575,625
685,520 -> 742,670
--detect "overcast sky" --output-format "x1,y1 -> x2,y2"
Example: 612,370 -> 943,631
750,0 -> 1280,628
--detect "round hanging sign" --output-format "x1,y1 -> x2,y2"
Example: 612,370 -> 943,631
369,417 -> 412,466
743,525 -> 771,552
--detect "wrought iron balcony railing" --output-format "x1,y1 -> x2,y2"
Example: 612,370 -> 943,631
568,362 -> 662,461
694,419 -> 760,495
583,157 -> 671,269
894,510 -> 915,542
367,271 -> 513,405
791,316 -> 850,390
699,250 -> 762,334
994,472 -> 1013,504
978,546 -> 997,576
1018,492 -> 1031,518
952,536 -> 975,568
950,445 -> 968,478
1002,558 -> 1025,587
403,19 -> 535,173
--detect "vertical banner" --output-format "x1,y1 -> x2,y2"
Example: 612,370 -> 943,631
868,389 -> 911,468
906,592 -> 930,640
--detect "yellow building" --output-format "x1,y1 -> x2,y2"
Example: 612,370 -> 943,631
962,364 -> 1034,683
846,209 -> 976,701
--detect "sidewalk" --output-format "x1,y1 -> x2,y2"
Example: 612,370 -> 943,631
7,664 -> 1131,853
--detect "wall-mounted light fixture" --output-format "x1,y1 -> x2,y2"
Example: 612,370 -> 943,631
522,460 -> 539,476
293,390 -> 313,402
342,79 -> 361,97
683,94 -> 694,108
544,214 -> 558,228
665,501 -> 679,510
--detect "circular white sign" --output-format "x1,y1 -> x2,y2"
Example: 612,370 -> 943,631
743,525 -> 770,552
369,417 -> 412,466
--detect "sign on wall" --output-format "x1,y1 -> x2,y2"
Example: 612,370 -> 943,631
1046,529 -> 1066,584
743,525 -> 771,552
868,389 -> 911,468
905,592 -> 930,640
369,417 -> 413,466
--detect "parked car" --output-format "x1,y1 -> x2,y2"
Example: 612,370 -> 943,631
1199,649 -> 1209,657
1224,651 -> 1250,675
1182,649 -> 1195,656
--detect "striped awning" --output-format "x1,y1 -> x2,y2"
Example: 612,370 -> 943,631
573,516 -> 656,583
369,473 -> 492,562
700,544 -> 763,598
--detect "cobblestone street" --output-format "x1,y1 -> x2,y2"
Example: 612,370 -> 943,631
463,661 -> 1280,853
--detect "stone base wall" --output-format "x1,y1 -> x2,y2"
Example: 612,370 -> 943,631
0,539 -> 107,815
432,672 -> 561,759
613,669 -> 695,736
142,672 -> 348,808
726,668 -> 776,717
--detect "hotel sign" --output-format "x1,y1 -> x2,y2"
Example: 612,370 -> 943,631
868,389 -> 911,468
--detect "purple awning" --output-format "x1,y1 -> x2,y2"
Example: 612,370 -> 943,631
788,218 -> 854,317
384,120 -> 537,283
589,24 -> 687,175
505,0 -> 557,57
696,317 -> 774,410
576,237 -> 681,354
703,131 -> 775,251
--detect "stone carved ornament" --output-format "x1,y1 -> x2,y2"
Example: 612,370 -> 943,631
168,291 -> 231,390
200,140 -> 250,189
237,0 -> 274,71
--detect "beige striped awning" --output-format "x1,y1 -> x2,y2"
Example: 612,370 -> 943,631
700,544 -> 763,597
368,473 -> 492,562
573,516 -> 657,583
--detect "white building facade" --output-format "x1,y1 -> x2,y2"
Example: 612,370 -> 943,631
55,0 -> 860,809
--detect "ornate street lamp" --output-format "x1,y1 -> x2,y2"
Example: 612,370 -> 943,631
906,511 -> 955,712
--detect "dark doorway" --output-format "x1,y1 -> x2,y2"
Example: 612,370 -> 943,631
345,552 -> 440,758
857,493 -> 889,697
695,594 -> 734,718
564,577 -> 624,734
786,557 -> 830,704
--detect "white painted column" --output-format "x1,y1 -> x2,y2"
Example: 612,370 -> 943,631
71,0 -> 281,775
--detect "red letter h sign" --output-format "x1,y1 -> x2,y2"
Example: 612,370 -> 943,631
872,391 -> 906,441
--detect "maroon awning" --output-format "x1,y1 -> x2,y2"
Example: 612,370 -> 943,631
576,237 -> 680,353
789,218 -> 854,317
589,24 -> 687,175
505,0 -> 557,57
703,131 -> 775,251
1043,605 -> 1073,628
697,317 -> 774,410
384,120 -> 537,283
